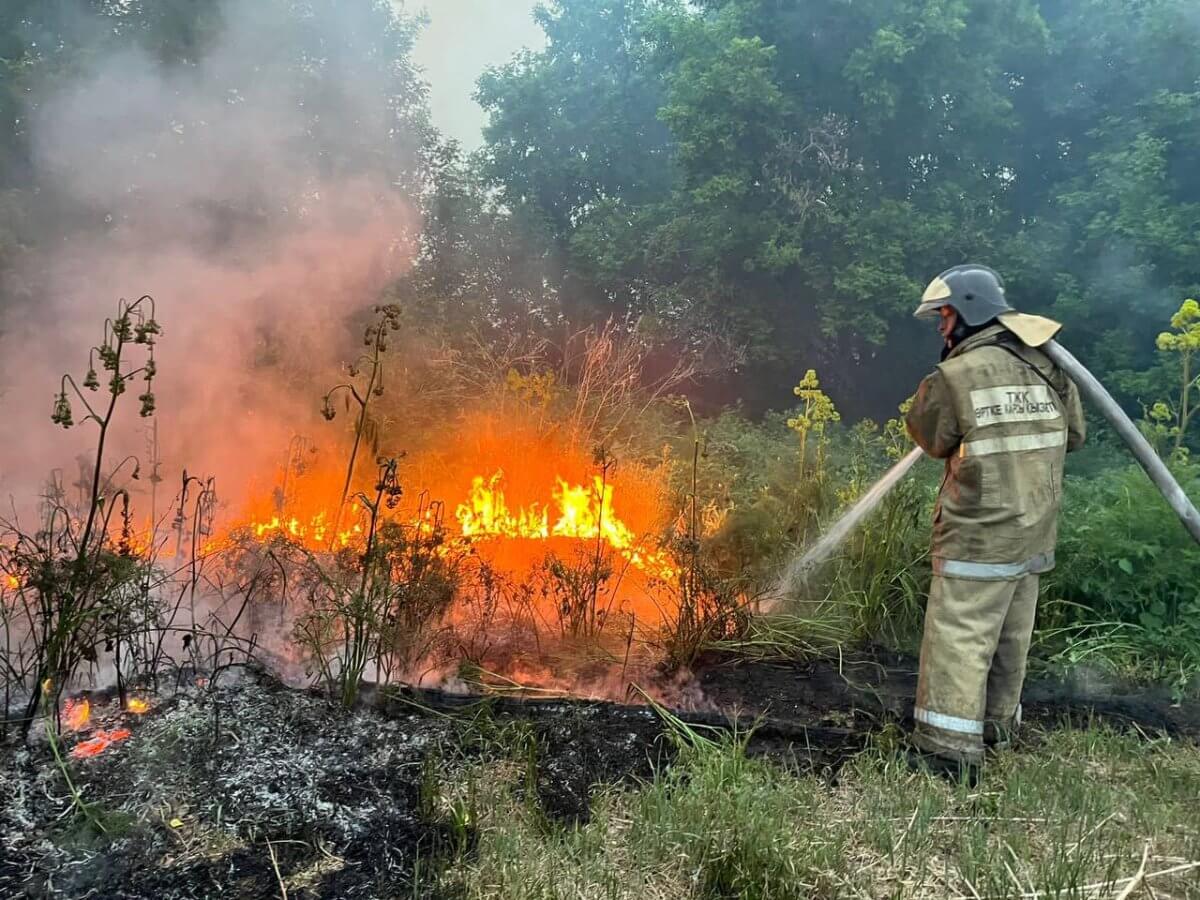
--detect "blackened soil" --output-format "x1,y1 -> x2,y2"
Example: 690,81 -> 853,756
377,684 -> 869,822
5,655 -> 1197,900
3,673 -> 691,900
372,686 -> 678,824
1,672 -> 461,900
501,700 -> 671,824
695,649 -> 1200,740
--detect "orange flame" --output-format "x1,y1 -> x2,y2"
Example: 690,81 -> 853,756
223,419 -> 680,629
234,465 -> 673,579
127,698 -> 150,714
250,511 -> 364,548
455,472 -> 674,579
4,574 -> 18,591
71,728 -> 132,759
236,469 -> 674,579
64,698 -> 91,731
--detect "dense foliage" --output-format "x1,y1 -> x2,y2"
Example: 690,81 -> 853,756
459,0 -> 1200,423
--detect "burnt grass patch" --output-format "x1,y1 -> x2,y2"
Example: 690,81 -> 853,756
2,653 -> 1198,899
697,648 -> 1200,740
1,671 -> 685,900
1,670 -> 463,899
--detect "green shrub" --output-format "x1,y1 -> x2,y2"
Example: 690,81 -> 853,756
1041,462 -> 1200,690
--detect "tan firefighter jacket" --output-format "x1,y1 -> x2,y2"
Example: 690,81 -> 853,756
905,322 -> 1086,580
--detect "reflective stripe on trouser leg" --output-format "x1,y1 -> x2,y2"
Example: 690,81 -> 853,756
985,573 -> 1039,740
933,552 -> 1054,582
914,575 -> 1019,764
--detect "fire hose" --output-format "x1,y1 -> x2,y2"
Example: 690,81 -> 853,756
764,339 -> 1200,611
1042,339 -> 1200,545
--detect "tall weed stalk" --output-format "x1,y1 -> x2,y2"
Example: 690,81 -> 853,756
4,297 -> 164,734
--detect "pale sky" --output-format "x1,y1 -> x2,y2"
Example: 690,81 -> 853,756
413,0 -> 545,147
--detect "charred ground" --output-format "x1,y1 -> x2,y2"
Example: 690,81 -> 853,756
3,652 -> 1198,900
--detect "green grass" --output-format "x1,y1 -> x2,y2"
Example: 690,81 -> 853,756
1040,461 -> 1200,698
430,724 -> 1200,899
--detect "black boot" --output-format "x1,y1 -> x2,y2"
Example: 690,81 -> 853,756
905,748 -> 981,788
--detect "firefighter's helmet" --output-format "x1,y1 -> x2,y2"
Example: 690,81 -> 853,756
914,264 -> 1013,326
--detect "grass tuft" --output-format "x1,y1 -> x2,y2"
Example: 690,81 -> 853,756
434,723 -> 1200,899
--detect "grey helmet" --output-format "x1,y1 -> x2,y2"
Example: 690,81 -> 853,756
913,264 -> 1013,326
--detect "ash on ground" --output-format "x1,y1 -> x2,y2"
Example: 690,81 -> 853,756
4,654 -> 1197,899
0,669 -> 671,900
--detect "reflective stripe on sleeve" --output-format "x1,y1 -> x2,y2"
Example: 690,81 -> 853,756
960,430 -> 1066,457
934,552 -> 1055,581
914,706 -> 984,736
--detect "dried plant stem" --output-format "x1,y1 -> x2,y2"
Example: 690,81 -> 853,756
266,840 -> 289,900
1114,844 -> 1150,900
324,305 -> 400,541
22,296 -> 159,734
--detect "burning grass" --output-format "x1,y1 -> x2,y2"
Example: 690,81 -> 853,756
178,408 -> 735,707
230,414 -> 678,588
70,727 -> 132,759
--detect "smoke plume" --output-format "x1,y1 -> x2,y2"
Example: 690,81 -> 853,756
0,0 -> 425,518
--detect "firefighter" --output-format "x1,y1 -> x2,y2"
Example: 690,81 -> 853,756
904,264 -> 1086,778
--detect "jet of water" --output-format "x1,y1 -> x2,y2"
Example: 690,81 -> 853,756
760,446 -> 925,613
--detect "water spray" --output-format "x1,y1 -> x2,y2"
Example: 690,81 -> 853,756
764,339 -> 1200,613
761,446 -> 923,612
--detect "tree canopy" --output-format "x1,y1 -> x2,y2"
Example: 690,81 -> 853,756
457,0 -> 1200,418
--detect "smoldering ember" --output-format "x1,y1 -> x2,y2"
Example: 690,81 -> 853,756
2,3 -> 1200,899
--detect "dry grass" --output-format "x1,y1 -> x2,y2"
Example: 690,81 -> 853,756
433,724 -> 1200,899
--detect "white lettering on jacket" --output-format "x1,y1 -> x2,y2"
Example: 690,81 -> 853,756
969,384 -> 1061,426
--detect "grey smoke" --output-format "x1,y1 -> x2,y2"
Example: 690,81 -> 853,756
0,0 -> 427,513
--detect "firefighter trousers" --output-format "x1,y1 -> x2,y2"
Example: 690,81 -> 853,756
912,573 -> 1039,764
